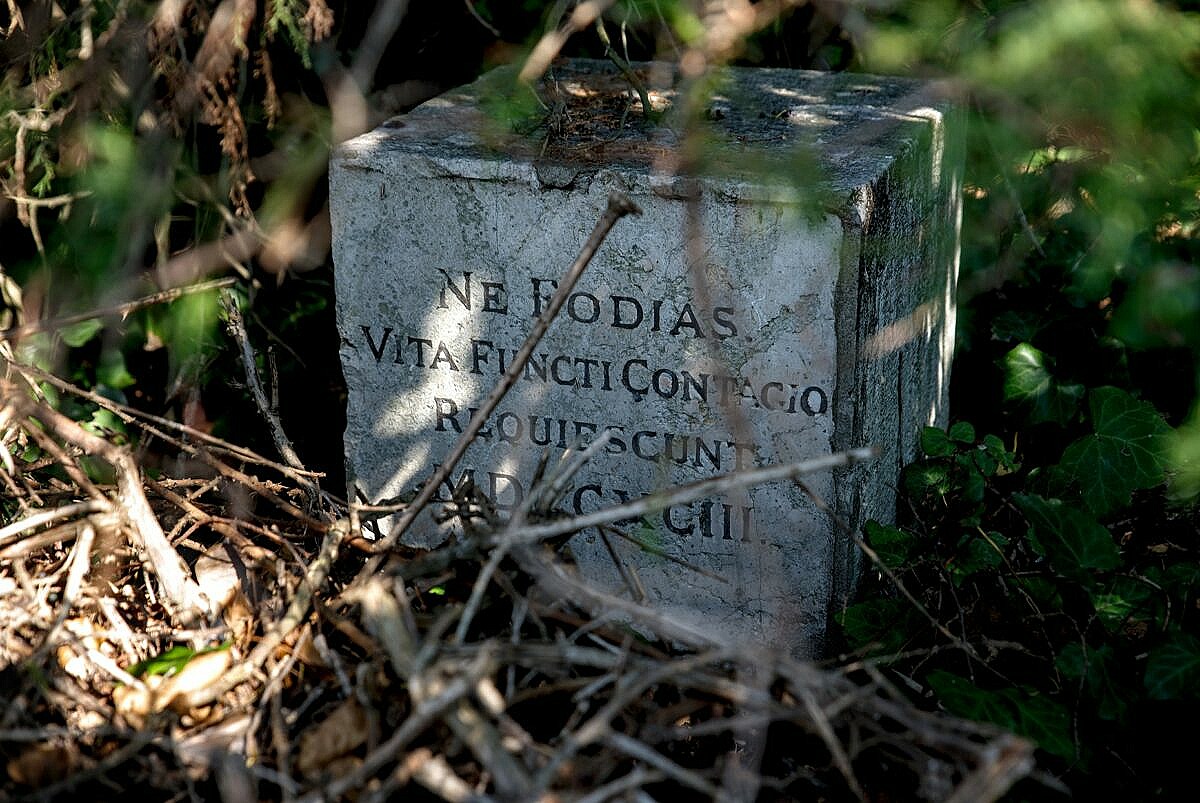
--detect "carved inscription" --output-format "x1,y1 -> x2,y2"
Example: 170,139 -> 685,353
355,268 -> 832,548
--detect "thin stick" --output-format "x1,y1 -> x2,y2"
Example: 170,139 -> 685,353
496,447 -> 876,549
220,290 -> 323,511
600,523 -> 729,584
30,523 -> 96,665
370,191 -> 640,552
462,0 -> 500,37
519,0 -> 616,83
574,767 -> 664,803
0,500 -> 107,548
0,277 -> 237,341
605,731 -> 723,799
455,432 -> 620,643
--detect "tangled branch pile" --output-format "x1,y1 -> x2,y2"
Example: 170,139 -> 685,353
1,317 -> 1032,802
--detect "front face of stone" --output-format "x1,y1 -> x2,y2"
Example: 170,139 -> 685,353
332,59 -> 960,655
335,159 -> 844,648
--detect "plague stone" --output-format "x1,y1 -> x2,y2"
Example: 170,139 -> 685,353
330,60 -> 962,655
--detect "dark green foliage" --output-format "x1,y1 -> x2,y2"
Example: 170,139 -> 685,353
840,7 -> 1200,791
1056,387 -> 1172,514
926,671 -> 1074,760
844,410 -> 1200,796
1144,633 -> 1200,700
1002,343 -> 1084,426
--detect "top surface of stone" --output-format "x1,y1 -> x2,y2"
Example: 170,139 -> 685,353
335,59 -> 947,194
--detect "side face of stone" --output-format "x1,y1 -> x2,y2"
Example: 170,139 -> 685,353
330,60 -> 961,654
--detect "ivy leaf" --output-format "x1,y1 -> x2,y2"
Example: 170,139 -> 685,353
864,521 -> 917,568
60,318 -> 103,347
1003,343 -> 1084,425
926,671 -> 1016,730
948,531 -> 1008,584
991,309 -> 1047,342
98,347 -> 136,390
127,643 -> 230,679
1058,387 -> 1171,516
999,689 -> 1075,759
1013,494 -> 1121,576
1057,643 -> 1128,721
920,426 -> 955,457
836,598 -> 914,653
1019,576 -> 1063,609
902,461 -> 953,498
1091,576 -> 1158,634
928,672 -> 1074,759
949,421 -> 976,444
1144,633 -> 1200,700
82,408 -> 129,443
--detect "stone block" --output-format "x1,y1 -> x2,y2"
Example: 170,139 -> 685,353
330,60 -> 962,654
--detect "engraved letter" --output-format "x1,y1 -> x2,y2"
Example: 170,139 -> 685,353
481,281 -> 508,314
801,386 -> 829,416
437,269 -> 472,310
434,398 -> 462,433
530,277 -> 558,316
361,325 -> 392,364
611,296 -> 644,329
470,340 -> 494,375
663,505 -> 695,536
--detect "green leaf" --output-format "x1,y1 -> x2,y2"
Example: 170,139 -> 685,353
991,309 -> 1048,342
902,461 -> 953,498
97,347 -> 136,390
921,426 -> 955,457
836,598 -> 913,653
60,318 -> 103,347
953,453 -> 987,504
128,645 -> 196,678
1144,633 -> 1200,700
929,672 -> 1074,759
83,408 -> 128,442
127,643 -> 229,679
78,455 -> 116,486
926,671 -> 1016,730
864,521 -> 917,568
1019,576 -> 1063,609
1058,387 -> 1171,515
1091,576 -> 1157,633
949,421 -> 976,443
1162,563 -> 1200,596
1003,343 -> 1084,425
968,434 -> 1019,478
16,332 -> 56,371
981,434 -> 1019,475
1057,644 -> 1128,721
949,531 -> 1008,584
1001,689 -> 1075,759
1013,494 -> 1121,576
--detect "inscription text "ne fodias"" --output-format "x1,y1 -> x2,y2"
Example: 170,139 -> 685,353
436,269 -> 739,340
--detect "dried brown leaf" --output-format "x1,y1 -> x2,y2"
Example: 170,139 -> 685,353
296,698 -> 369,777
7,743 -> 81,788
158,649 -> 234,713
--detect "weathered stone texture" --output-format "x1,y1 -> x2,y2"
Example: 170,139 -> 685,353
330,60 -> 962,654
